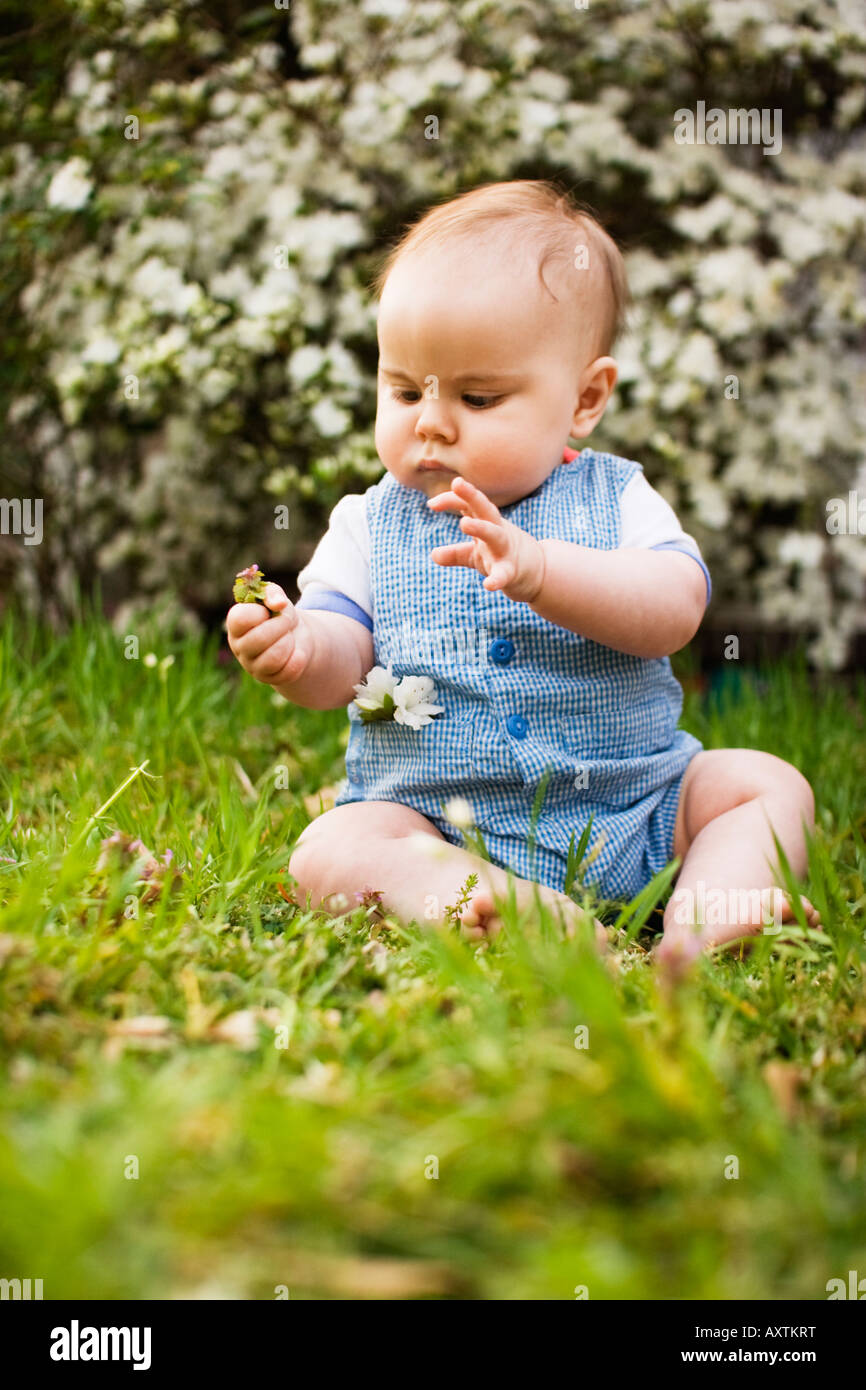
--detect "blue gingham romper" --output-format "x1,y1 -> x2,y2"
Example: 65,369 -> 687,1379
327,449 -> 705,903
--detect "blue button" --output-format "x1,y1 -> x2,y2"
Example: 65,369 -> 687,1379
506,713 -> 528,739
490,638 -> 515,664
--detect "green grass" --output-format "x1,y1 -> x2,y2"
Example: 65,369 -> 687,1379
1,596 -> 865,1300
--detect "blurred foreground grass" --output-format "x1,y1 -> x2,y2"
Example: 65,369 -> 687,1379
0,597 -> 864,1299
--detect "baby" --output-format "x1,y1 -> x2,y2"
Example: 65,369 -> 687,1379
227,180 -> 820,971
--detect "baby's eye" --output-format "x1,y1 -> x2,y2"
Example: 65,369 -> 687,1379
389,387 -> 502,408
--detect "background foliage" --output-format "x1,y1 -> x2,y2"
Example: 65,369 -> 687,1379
1,0 -> 865,664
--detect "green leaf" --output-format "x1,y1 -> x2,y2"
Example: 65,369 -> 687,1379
563,816 -> 597,897
527,767 -> 552,877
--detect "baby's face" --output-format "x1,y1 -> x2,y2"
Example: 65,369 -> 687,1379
374,241 -> 604,508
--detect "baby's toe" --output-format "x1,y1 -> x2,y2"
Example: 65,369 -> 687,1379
800,895 -> 822,929
652,930 -> 703,979
592,917 -> 610,954
568,913 -> 609,954
767,889 -> 822,936
459,888 -> 503,939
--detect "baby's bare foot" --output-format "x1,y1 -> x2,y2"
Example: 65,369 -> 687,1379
655,889 -> 822,980
459,885 -> 608,953
702,888 -> 821,950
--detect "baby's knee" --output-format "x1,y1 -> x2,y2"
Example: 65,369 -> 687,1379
717,749 -> 814,819
288,799 -> 441,889
288,805 -> 350,882
288,806 -> 347,889
286,825 -> 323,895
793,767 -> 815,823
763,756 -> 815,825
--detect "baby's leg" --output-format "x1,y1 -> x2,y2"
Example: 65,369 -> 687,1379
288,800 -> 605,947
655,749 -> 820,976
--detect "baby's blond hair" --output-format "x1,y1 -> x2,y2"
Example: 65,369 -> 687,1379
371,179 -> 631,360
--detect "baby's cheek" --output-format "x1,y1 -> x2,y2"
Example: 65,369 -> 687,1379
373,414 -> 388,456
374,398 -> 396,438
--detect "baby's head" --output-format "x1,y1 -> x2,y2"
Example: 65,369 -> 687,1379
372,180 -> 630,508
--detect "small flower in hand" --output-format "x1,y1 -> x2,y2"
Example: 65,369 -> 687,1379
427,476 -> 546,603
233,564 -> 271,606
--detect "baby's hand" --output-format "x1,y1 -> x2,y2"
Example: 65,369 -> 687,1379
226,582 -> 315,690
427,477 -> 545,603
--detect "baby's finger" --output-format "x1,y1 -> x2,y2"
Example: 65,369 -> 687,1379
251,629 -> 298,681
450,476 -> 502,522
234,605 -> 298,660
226,601 -> 270,642
483,560 -> 514,591
460,515 -> 507,548
426,489 -> 466,515
430,541 -> 477,567
263,582 -> 290,613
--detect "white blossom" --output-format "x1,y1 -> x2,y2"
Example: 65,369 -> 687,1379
66,61 -> 93,100
352,663 -> 398,713
131,257 -> 200,315
139,14 -> 179,45
253,43 -> 282,72
209,264 -> 254,303
81,334 -> 121,365
151,325 -> 189,361
351,664 -> 444,728
777,533 -> 825,569
362,0 -> 411,17
202,144 -> 247,181
444,797 -> 475,829
210,90 -> 238,118
690,479 -> 730,530
240,265 -> 300,320
772,216 -> 826,265
518,98 -> 561,143
392,675 -> 444,729
310,398 -> 351,437
288,344 -> 328,385
302,41 -> 339,69
46,156 -> 93,210
525,68 -> 569,103
199,368 -> 235,405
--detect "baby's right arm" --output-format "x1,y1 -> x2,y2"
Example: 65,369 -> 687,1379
226,583 -> 373,709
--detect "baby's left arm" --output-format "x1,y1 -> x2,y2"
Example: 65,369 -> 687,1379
529,540 -> 706,657
428,477 -> 706,659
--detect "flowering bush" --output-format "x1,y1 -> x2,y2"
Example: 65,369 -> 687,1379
2,0 -> 865,664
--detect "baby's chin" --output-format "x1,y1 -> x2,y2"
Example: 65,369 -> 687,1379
416,471 -> 459,498
384,463 -> 459,499
387,461 -> 544,507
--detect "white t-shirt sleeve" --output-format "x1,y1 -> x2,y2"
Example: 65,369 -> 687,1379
619,472 -> 712,605
294,492 -> 373,631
